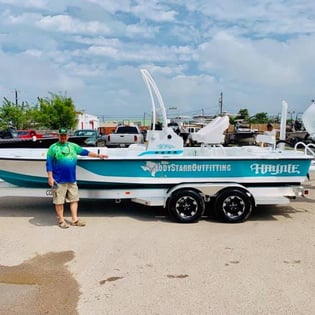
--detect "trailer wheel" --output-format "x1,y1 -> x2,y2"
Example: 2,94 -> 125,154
215,188 -> 253,223
168,189 -> 205,223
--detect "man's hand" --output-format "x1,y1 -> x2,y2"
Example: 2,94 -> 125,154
48,177 -> 54,187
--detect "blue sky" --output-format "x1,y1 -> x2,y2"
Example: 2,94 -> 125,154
0,0 -> 314,121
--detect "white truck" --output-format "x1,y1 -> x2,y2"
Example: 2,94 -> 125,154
105,125 -> 144,148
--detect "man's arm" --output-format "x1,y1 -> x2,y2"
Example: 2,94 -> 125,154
47,171 -> 54,187
88,151 -> 108,159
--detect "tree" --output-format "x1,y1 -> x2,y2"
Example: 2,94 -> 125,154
1,92 -> 78,130
250,112 -> 269,123
229,108 -> 250,124
237,108 -> 249,120
0,97 -> 32,129
37,93 -> 78,130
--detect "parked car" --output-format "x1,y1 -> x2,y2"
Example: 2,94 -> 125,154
42,131 -> 58,138
17,130 -> 43,139
73,129 -> 105,146
0,127 -> 18,139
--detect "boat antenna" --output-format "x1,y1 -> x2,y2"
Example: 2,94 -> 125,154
140,69 -> 168,130
279,100 -> 288,150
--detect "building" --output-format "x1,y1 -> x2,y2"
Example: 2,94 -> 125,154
76,113 -> 99,130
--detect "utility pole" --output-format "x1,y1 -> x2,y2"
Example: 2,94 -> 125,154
219,92 -> 223,114
15,89 -> 18,106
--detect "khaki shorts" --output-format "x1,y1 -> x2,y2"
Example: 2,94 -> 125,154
53,182 -> 79,204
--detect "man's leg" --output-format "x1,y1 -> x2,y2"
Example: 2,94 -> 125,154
68,183 -> 86,226
69,201 -> 86,226
53,184 -> 69,228
55,203 -> 69,228
69,201 -> 79,223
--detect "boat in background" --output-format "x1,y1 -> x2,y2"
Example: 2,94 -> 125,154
0,69 -> 314,223
0,135 -> 90,148
225,119 -> 258,145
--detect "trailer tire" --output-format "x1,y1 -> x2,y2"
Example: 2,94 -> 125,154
167,189 -> 205,223
215,188 -> 253,223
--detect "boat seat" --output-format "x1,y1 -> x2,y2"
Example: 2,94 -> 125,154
191,116 -> 229,145
256,134 -> 275,148
142,127 -> 184,155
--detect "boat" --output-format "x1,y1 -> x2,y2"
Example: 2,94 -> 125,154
225,119 -> 258,145
0,143 -> 312,188
0,126 -> 94,148
0,134 -> 91,148
0,69 -> 314,223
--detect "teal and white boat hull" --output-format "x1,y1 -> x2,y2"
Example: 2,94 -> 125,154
0,146 -> 311,189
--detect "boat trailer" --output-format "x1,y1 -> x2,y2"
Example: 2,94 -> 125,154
0,181 -> 308,224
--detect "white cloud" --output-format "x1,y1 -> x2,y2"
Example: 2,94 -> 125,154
37,15 -> 111,34
0,50 -> 85,106
88,0 -> 177,22
0,0 -> 48,8
125,23 -> 160,39
86,0 -> 131,14
131,0 -> 177,22
23,49 -> 42,57
88,45 -> 119,59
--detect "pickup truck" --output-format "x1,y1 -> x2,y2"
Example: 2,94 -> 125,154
105,125 -> 144,148
17,130 -> 43,139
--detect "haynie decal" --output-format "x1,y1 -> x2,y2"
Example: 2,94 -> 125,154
250,163 -> 300,175
141,161 -> 232,177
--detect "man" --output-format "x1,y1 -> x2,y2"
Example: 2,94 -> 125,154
264,123 -> 276,136
46,127 -> 108,229
262,123 -> 276,148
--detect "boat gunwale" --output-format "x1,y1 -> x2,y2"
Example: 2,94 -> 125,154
0,155 -> 313,162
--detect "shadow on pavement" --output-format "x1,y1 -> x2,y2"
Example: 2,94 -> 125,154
0,197 -> 170,227
0,195 -> 311,226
